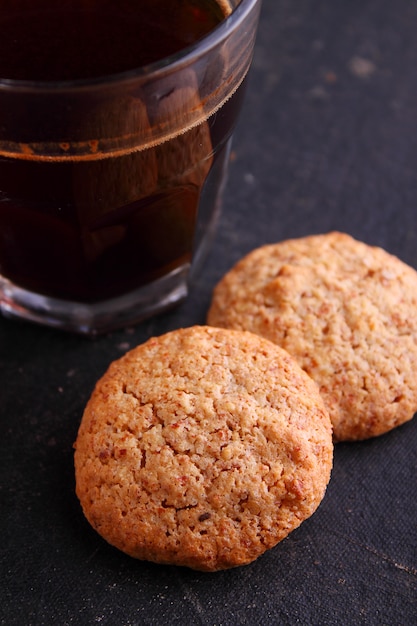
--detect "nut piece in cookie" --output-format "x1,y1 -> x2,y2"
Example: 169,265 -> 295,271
208,232 -> 417,441
74,326 -> 333,571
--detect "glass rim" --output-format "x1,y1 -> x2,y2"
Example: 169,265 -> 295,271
0,0 -> 261,92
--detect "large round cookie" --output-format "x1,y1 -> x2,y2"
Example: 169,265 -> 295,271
74,326 -> 333,571
207,232 -> 417,441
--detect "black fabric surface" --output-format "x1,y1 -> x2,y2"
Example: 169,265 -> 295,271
2,1 -> 417,624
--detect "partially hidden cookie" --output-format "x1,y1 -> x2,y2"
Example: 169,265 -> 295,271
74,325 -> 333,571
207,232 -> 417,441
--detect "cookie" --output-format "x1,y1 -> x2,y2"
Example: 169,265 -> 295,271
74,325 -> 333,571
207,232 -> 417,441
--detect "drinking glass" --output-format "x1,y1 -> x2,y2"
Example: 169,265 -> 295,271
0,0 -> 262,334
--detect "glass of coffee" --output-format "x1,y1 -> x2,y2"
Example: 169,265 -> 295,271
0,0 -> 261,334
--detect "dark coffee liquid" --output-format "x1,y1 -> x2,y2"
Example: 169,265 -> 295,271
0,0 -> 226,81
0,0 -> 244,303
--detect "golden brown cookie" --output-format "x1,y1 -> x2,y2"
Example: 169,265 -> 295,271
207,232 -> 417,441
74,325 -> 333,571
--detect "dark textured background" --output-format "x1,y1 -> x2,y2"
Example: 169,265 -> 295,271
2,1 -> 417,624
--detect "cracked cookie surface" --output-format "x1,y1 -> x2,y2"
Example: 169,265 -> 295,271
207,232 -> 417,441
74,325 -> 333,571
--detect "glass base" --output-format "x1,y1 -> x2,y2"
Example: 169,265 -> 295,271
0,265 -> 189,335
